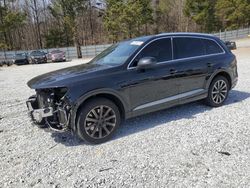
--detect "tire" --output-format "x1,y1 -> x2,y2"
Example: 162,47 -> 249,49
29,59 -> 33,64
76,98 -> 121,144
205,76 -> 229,107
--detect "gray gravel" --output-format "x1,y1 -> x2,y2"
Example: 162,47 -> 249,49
0,46 -> 250,187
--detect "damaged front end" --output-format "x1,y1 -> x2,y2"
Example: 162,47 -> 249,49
26,87 -> 71,131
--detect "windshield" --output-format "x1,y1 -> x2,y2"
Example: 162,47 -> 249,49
89,38 -> 149,66
30,51 -> 45,56
15,53 -> 26,58
51,50 -> 62,54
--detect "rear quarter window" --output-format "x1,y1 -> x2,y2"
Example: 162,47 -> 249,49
202,39 -> 224,55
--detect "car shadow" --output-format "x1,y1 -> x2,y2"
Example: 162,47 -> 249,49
50,90 -> 250,146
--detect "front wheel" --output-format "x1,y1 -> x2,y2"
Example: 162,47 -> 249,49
76,98 -> 121,144
205,76 -> 229,107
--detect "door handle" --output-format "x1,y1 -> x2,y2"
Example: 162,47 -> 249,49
170,69 -> 178,74
207,63 -> 214,67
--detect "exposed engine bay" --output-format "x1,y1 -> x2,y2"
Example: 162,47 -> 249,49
26,88 -> 71,131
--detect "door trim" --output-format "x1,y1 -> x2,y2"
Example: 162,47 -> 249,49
133,89 -> 205,111
127,36 -> 225,70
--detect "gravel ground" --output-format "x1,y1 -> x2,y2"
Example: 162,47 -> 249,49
0,42 -> 250,187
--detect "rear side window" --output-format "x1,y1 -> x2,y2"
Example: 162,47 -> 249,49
202,39 -> 224,54
173,37 -> 206,59
133,38 -> 172,66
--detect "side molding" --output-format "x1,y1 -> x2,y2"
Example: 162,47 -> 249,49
133,89 -> 205,111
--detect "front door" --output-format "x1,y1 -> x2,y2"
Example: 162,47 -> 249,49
125,38 -> 180,113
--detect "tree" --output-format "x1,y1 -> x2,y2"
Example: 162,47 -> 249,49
32,0 -> 43,49
45,28 -> 72,48
49,0 -> 87,58
216,0 -> 250,29
103,0 -> 125,42
184,0 -> 220,32
0,0 -> 26,50
104,0 -> 153,41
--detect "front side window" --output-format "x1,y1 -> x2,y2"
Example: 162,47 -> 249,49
131,38 -> 172,67
173,37 -> 206,59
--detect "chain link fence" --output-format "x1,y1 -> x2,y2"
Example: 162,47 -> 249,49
213,27 -> 250,41
0,44 -> 112,63
1,27 -> 250,63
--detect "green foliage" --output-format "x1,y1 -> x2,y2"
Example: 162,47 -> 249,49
0,42 -> 8,50
184,0 -> 220,32
104,0 -> 153,42
49,0 -> 88,57
103,0 -> 124,42
153,0 -> 174,33
216,0 -> 250,29
184,0 -> 250,31
0,4 -> 26,50
45,28 -> 73,48
3,11 -> 26,30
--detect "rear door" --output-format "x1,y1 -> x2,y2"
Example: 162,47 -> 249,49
172,37 -> 210,94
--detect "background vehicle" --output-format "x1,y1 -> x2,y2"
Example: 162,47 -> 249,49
26,33 -> 238,144
12,53 -> 29,65
48,50 -> 66,62
29,50 -> 47,64
225,41 -> 237,50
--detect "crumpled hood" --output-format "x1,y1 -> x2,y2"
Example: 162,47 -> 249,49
27,63 -> 110,89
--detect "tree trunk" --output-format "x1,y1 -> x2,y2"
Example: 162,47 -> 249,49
33,0 -> 42,49
88,7 -> 94,45
73,28 -> 82,58
152,0 -> 160,34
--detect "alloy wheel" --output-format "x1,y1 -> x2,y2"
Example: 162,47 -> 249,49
84,105 -> 116,139
211,80 -> 228,104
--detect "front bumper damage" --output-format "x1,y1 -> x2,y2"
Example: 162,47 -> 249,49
26,90 -> 71,132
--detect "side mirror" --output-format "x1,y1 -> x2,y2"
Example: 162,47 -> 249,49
137,57 -> 157,70
225,41 -> 237,50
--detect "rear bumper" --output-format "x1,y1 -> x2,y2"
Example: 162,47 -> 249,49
231,77 -> 238,89
14,59 -> 29,65
52,57 -> 66,62
32,58 -> 47,64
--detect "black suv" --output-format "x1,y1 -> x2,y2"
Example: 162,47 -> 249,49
26,33 -> 238,144
29,50 -> 47,64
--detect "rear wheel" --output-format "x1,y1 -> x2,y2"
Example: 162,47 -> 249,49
205,76 -> 229,107
76,98 -> 121,144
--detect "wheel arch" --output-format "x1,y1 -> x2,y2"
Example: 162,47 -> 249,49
206,70 -> 232,90
70,89 -> 127,131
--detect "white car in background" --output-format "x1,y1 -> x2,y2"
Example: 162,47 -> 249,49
48,50 -> 66,62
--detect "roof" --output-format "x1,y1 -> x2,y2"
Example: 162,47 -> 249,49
122,32 -> 220,45
156,32 -> 214,37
